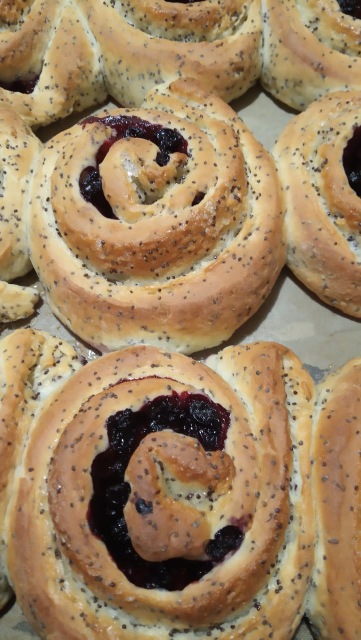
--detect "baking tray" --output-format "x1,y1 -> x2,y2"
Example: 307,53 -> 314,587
1,82 -> 360,639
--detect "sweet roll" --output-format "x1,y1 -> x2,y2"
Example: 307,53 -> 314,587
28,78 -> 285,354
82,0 -> 262,107
0,104 -> 41,322
5,341 -> 315,639
306,357 -> 361,639
0,328 -> 81,609
272,90 -> 361,318
261,0 -> 361,111
0,0 -> 106,128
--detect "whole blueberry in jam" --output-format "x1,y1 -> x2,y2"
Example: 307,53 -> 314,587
79,115 -> 188,216
88,388 -> 246,590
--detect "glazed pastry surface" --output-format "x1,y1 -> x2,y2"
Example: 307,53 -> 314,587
272,90 -> 361,318
261,0 -> 361,111
307,357 -> 361,639
5,341 -> 315,640
0,328 -> 81,610
28,78 -> 285,354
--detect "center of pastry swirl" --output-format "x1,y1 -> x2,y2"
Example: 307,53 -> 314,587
124,431 -> 235,562
79,114 -> 190,220
88,389 -> 246,590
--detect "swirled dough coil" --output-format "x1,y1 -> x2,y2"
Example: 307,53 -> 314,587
306,356 -> 361,639
0,0 -> 107,128
0,328 -> 81,610
28,78 -> 285,354
4,340 -> 315,639
260,0 -> 361,111
272,90 -> 361,318
83,0 -> 262,107
0,104 -> 41,321
0,0 -> 261,128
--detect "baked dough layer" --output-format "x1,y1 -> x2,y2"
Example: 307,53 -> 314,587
0,0 -> 261,128
261,0 -> 361,111
307,356 -> 361,639
272,90 -> 361,318
0,328 -> 81,609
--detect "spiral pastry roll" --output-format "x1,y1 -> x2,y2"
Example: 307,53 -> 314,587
272,90 -> 361,318
82,0 -> 262,106
0,0 -> 106,128
306,357 -> 361,639
29,78 -> 285,354
261,0 -> 361,111
0,328 -> 81,610
0,104 -> 42,322
4,341 -> 314,639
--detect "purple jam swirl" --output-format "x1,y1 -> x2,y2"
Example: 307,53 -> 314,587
343,125 -> 361,197
337,0 -> 361,18
79,115 -> 189,219
0,73 -> 39,94
88,388 -> 245,591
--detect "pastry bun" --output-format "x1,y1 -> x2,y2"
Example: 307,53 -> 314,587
0,0 -> 106,129
261,0 -> 361,111
0,0 -> 261,129
272,90 -> 361,318
307,356 -> 361,639
85,0 -> 262,107
0,104 -> 41,321
0,328 -> 81,609
29,78 -> 285,354
5,341 -> 315,639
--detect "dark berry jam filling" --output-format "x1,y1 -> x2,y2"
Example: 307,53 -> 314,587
343,125 -> 361,197
0,73 -> 39,94
88,388 -> 245,590
79,115 -> 189,219
337,0 -> 361,18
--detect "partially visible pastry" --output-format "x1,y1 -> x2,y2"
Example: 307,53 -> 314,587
272,90 -> 361,318
307,357 -> 361,639
0,282 -> 39,323
261,0 -> 361,111
28,77 -> 285,354
82,0 -> 262,106
0,0 -> 107,128
0,328 -> 81,610
4,341 -> 315,639
0,104 -> 41,321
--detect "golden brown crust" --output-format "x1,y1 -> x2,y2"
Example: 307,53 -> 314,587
83,0 -> 262,106
272,90 -> 361,318
0,327 -> 81,610
29,78 -> 285,354
0,104 -> 42,321
0,104 -> 41,279
0,0 -> 107,128
5,341 -> 314,639
0,0 -> 261,128
307,358 -> 361,639
260,0 -> 361,111
0,281 -> 39,322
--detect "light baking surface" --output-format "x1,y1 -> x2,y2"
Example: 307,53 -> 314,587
1,83 -> 359,639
